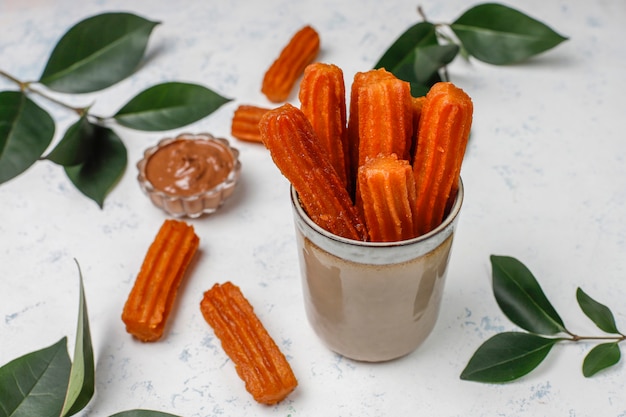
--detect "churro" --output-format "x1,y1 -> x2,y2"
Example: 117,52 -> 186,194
299,62 -> 348,186
409,96 -> 426,162
200,282 -> 297,404
356,76 -> 413,166
259,103 -> 367,241
122,219 -> 199,342
346,68 -> 400,194
262,25 -> 320,103
358,154 -> 419,242
412,82 -> 473,235
231,104 -> 271,143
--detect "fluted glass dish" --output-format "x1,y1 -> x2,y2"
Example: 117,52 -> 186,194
137,133 -> 241,218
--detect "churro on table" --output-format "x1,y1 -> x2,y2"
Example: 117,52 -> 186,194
122,219 -> 199,342
261,25 -> 320,103
231,104 -> 271,143
200,282 -> 298,405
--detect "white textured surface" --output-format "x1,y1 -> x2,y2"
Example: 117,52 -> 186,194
1,0 -> 625,416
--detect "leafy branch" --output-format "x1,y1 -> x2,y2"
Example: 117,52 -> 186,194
374,3 -> 568,96
461,255 -> 625,383
0,12 -> 230,207
0,260 -> 178,417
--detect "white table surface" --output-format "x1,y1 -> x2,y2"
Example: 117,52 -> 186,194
1,0 -> 625,416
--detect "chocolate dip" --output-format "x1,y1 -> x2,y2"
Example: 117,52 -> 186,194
145,139 -> 235,197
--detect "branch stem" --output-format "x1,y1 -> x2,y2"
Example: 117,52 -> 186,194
0,69 -> 104,120
0,69 -> 25,87
417,5 -> 428,21
26,84 -> 87,116
566,333 -> 626,343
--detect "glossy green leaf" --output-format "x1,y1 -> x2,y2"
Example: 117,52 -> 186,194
46,116 -> 95,166
450,3 -> 568,65
64,124 -> 127,207
374,21 -> 438,71
413,44 -> 459,83
113,82 -> 231,131
491,255 -> 566,335
582,343 -> 621,377
0,91 -> 55,183
39,13 -> 160,93
393,43 -> 459,89
408,72 -> 443,98
373,21 -> 456,96
61,261 -> 95,416
0,338 -> 71,417
109,410 -> 181,417
460,332 -> 558,382
576,288 -> 621,335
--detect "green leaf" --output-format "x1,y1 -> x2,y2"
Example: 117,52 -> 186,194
39,13 -> 160,93
109,411 -> 181,417
46,116 -> 95,166
582,343 -> 621,377
393,43 -> 459,87
61,260 -> 95,416
0,338 -> 71,417
113,82 -> 231,131
0,91 -> 55,183
491,255 -> 566,335
64,124 -> 127,207
408,73 -> 442,98
450,3 -> 568,65
373,21 -> 457,96
460,332 -> 558,382
576,288 -> 621,335
374,21 -> 438,71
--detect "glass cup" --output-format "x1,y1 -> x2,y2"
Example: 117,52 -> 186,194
290,179 -> 464,362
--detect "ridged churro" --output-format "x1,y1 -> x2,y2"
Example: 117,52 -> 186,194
409,96 -> 427,162
262,25 -> 320,103
346,68 -> 401,194
231,104 -> 271,143
299,62 -> 348,186
259,103 -> 367,241
356,76 -> 413,166
412,82 -> 473,235
200,282 -> 298,404
358,154 -> 419,242
122,219 -> 199,342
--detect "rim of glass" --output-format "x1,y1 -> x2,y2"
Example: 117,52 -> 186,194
290,177 -> 464,248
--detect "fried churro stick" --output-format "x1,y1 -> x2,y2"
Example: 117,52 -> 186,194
413,82 -> 473,235
356,77 -> 413,166
259,103 -> 367,241
122,219 -> 199,342
358,154 -> 419,242
299,62 -> 348,186
411,96 -> 426,125
200,282 -> 298,405
409,96 -> 427,162
231,104 -> 271,143
262,25 -> 320,103
346,68 -> 398,194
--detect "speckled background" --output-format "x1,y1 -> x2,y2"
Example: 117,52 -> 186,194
1,0 -> 625,416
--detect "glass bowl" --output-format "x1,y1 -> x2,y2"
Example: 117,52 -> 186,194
137,133 -> 241,218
